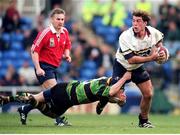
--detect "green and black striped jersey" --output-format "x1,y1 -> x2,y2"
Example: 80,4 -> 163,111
66,77 -> 111,105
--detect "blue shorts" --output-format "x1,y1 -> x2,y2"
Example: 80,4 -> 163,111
35,62 -> 58,85
112,59 -> 150,85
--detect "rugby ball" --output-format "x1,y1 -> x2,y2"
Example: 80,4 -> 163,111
156,46 -> 169,64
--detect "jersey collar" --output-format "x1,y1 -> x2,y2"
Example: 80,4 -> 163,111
49,24 -> 65,34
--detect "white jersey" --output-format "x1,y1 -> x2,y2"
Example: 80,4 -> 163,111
115,26 -> 163,70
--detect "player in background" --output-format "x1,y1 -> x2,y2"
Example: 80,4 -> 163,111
96,10 -> 168,128
17,8 -> 72,126
0,72 -> 131,123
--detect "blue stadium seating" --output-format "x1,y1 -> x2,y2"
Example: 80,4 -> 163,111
11,32 -> 24,42
2,51 -> 17,59
1,33 -> 11,43
0,67 -> 7,78
10,42 -> 23,51
12,59 -> 24,69
20,17 -> 32,29
82,60 -> 97,69
80,60 -> 97,80
20,51 -> 31,60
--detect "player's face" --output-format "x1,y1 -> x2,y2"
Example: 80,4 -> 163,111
132,16 -> 146,33
51,13 -> 65,31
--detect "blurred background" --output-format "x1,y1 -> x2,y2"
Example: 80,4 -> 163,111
0,0 -> 179,115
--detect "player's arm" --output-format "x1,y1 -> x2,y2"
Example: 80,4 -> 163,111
31,48 -> 40,70
63,49 -> 71,62
31,46 -> 45,76
63,28 -> 72,62
127,49 -> 159,64
109,72 -> 131,96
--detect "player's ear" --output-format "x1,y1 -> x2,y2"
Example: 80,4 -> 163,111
144,21 -> 147,26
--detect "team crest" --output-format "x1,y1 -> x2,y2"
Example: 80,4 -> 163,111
50,38 -> 55,47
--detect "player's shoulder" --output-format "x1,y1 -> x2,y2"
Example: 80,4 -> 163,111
146,26 -> 162,34
120,27 -> 133,40
39,27 -> 50,34
147,26 -> 164,39
61,27 -> 69,33
36,27 -> 51,39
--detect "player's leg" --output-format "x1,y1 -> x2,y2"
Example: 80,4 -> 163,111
137,80 -> 154,128
43,86 -> 72,126
0,95 -> 10,105
0,93 -> 30,105
18,63 -> 57,125
132,67 -> 154,128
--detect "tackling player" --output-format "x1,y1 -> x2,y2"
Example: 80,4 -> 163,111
0,72 -> 131,123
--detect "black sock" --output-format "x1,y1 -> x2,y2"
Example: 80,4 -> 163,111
23,104 -> 34,114
139,114 -> 148,124
22,95 -> 38,114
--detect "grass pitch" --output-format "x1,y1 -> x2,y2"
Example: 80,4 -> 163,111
0,113 -> 179,134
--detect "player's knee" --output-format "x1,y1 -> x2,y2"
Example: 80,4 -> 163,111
143,91 -> 153,100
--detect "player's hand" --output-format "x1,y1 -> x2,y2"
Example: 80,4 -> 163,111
64,55 -> 72,62
36,68 -> 45,76
150,47 -> 159,61
157,51 -> 166,61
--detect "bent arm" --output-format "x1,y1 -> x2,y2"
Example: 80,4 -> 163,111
109,72 -> 131,96
31,46 -> 41,70
127,43 -> 161,64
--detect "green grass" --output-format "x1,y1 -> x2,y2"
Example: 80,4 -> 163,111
0,113 -> 180,134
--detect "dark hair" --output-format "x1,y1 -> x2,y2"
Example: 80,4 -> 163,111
132,10 -> 151,23
50,8 -> 65,17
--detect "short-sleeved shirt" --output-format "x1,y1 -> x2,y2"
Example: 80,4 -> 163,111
31,24 -> 71,67
115,26 -> 163,70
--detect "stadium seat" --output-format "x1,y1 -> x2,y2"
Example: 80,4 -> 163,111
0,51 -> 2,59
2,51 -> 17,59
124,18 -> 132,28
0,68 -> 7,78
12,59 -> 24,69
82,60 -> 97,69
57,61 -> 70,74
104,34 -> 118,46
80,69 -> 96,80
1,33 -> 11,43
1,59 -> 13,69
10,42 -> 23,51
11,32 -> 24,42
105,69 -> 112,77
20,17 -> 32,29
92,16 -> 103,30
95,25 -> 108,37
20,51 -> 31,60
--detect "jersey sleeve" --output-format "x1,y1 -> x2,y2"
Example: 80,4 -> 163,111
32,30 -> 47,53
150,27 -> 164,45
119,32 -> 135,60
96,85 -> 110,98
